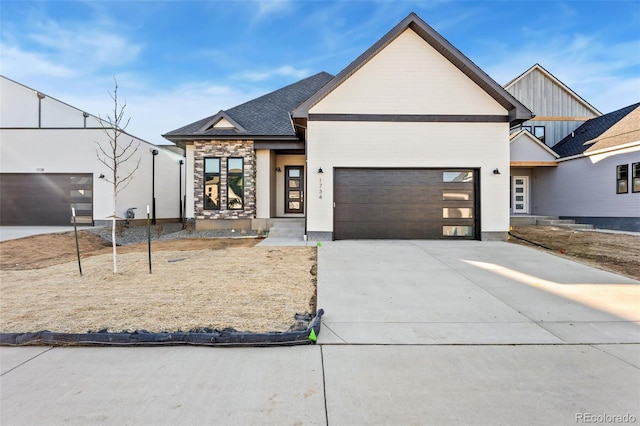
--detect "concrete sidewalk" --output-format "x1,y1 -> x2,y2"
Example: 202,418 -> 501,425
2,240 -> 639,425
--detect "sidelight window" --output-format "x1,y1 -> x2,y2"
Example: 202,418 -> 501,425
227,158 -> 244,209
204,158 -> 221,210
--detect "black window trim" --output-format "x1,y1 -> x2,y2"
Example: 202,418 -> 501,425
632,162 -> 640,193
616,164 -> 629,194
226,157 -> 244,210
204,157 -> 221,210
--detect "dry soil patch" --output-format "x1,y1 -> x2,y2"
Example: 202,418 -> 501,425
0,232 -> 316,334
509,226 -> 640,279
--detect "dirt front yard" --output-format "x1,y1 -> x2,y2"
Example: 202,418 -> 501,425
0,232 -> 316,334
509,226 -> 640,279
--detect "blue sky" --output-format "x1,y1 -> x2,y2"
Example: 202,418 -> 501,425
1,0 -> 639,145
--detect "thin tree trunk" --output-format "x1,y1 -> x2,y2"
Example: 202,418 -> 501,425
112,194 -> 117,274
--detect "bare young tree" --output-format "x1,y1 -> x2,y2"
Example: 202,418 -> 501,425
96,78 -> 140,273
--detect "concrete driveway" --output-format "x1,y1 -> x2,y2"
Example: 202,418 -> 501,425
317,240 -> 639,345
1,240 -> 639,425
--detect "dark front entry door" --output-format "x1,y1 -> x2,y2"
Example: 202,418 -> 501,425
285,166 -> 304,213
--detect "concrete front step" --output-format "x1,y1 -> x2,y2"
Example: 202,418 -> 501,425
510,215 -> 557,225
268,218 -> 305,238
268,228 -> 305,237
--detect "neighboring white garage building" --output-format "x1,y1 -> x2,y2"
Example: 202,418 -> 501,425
0,75 -> 185,226
165,13 -> 533,240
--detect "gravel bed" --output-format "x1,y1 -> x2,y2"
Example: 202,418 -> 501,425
88,223 -> 261,245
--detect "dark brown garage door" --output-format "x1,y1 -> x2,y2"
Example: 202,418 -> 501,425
0,173 -> 93,226
334,168 -> 478,239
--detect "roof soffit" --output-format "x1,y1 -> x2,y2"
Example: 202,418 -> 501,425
291,13 -> 533,124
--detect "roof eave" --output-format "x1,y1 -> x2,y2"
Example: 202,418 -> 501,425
292,13 -> 534,123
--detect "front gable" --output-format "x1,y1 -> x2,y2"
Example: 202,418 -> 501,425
504,64 -> 601,118
293,13 -> 532,126
510,129 -> 559,164
310,28 -> 506,116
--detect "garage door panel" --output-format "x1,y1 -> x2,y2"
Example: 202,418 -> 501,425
335,203 -> 441,222
335,186 -> 441,204
335,221 -> 442,239
0,173 -> 93,226
335,169 -> 442,186
334,168 -> 477,240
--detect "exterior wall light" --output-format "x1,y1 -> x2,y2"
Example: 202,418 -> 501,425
493,168 -> 501,175
318,167 -> 324,174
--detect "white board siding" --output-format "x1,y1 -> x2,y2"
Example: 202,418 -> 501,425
306,121 -> 510,235
531,149 -> 640,217
0,77 -> 39,127
310,29 -> 506,116
510,135 -> 557,163
1,129 -> 184,221
255,150 -> 271,219
185,144 -> 195,217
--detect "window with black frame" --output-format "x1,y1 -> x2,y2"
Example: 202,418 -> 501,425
534,126 -> 545,144
633,163 -> 640,193
204,158 -> 221,210
616,164 -> 628,194
227,158 -> 244,209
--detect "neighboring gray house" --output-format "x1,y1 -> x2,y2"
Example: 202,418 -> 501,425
504,64 -> 601,148
0,76 -> 185,226
164,13 -> 533,241
530,103 -> 640,231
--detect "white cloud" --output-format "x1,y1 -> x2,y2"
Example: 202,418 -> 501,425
25,19 -> 143,70
232,65 -> 311,82
0,43 -> 75,77
479,34 -> 640,114
252,0 -> 293,22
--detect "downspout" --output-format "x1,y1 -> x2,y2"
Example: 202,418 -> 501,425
36,92 -> 45,128
179,159 -> 184,223
151,149 -> 159,224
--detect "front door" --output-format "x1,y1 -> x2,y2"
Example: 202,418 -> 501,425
285,166 -> 304,213
512,176 -> 529,214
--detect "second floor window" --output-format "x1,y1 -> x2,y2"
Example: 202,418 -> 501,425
534,126 -> 545,144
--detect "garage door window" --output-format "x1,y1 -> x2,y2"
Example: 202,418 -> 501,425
443,226 -> 473,237
442,170 -> 475,238
443,171 -> 473,182
442,207 -> 473,218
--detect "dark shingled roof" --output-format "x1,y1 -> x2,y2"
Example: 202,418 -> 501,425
164,72 -> 334,140
553,102 -> 640,158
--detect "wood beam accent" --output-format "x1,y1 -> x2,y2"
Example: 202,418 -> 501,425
510,161 -> 558,167
529,116 -> 594,121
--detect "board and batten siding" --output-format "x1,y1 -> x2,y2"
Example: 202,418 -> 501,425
505,68 -> 599,147
306,121 -> 510,238
310,29 -> 506,116
531,150 -> 640,217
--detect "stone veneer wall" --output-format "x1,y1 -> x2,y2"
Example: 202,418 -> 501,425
193,140 -> 256,220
